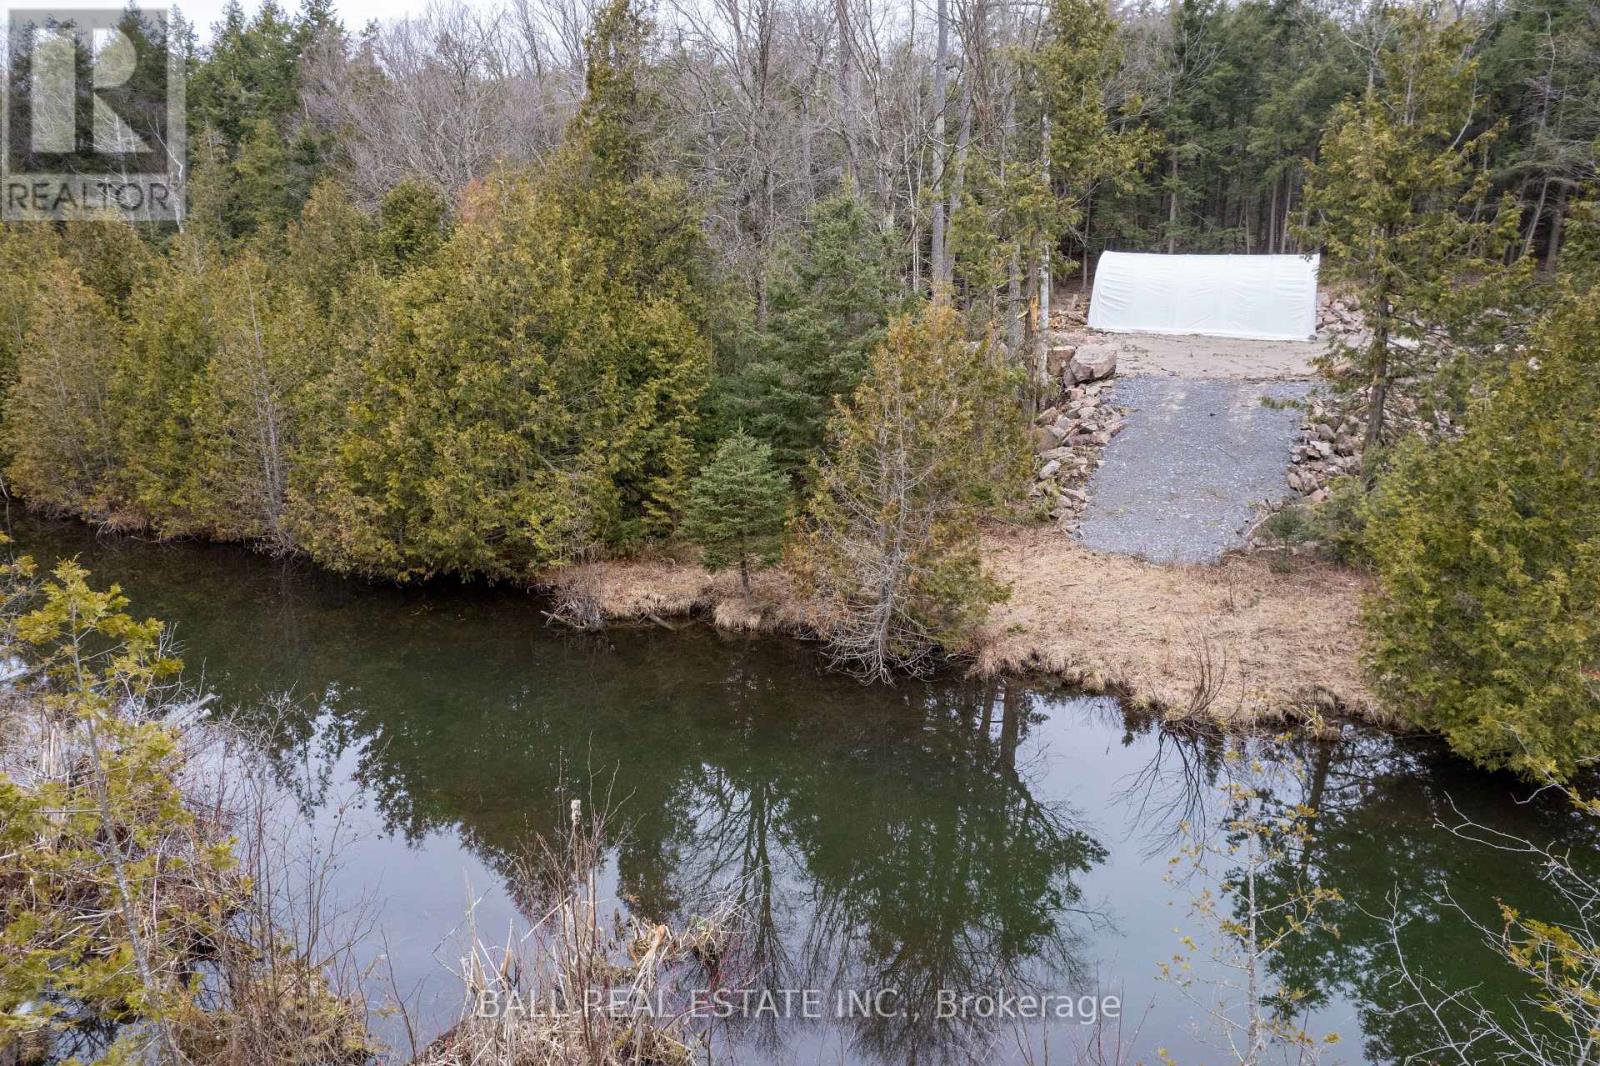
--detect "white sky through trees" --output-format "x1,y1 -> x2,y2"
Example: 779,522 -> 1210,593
177,0 -> 432,38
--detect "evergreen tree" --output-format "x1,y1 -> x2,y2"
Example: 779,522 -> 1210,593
229,117 -> 296,237
284,179 -> 377,302
186,254 -> 320,549
187,0 -> 337,241
715,188 -> 897,478
1364,292 -> 1600,781
110,238 -> 219,532
793,303 -> 1030,679
1020,0 -> 1152,380
53,221 -> 155,315
375,180 -> 450,274
188,0 -> 305,152
1301,7 -> 1522,456
682,432 -> 790,593
1090,0 -> 1361,256
305,0 -> 711,580
2,261 -> 122,515
0,227 -> 59,428
1477,0 -> 1600,269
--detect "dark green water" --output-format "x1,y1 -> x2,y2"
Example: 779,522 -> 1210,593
9,516 -> 1596,1065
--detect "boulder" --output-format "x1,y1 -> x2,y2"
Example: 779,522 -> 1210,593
1038,459 -> 1062,480
1069,345 -> 1118,383
1046,345 -> 1077,378
1030,426 -> 1055,453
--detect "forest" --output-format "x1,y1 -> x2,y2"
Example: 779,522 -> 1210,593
1,0 -> 1600,1061
0,0 -> 1597,763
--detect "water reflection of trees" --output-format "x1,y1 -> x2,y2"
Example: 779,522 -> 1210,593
339,654 -> 1106,1064
1118,717 -> 1600,1064
61,527 -> 1109,1066
35,521 -> 1600,1066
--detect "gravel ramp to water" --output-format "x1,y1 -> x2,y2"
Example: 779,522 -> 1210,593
1076,376 -> 1310,564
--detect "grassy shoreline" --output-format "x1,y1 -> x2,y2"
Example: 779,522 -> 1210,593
540,522 -> 1382,729
10,506 -> 1381,728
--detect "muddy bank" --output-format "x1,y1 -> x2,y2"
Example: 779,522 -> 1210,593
541,524 -> 1380,727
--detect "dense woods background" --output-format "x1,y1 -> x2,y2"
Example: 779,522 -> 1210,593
0,0 -> 1595,765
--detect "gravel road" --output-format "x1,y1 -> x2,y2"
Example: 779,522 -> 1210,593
1076,376 -> 1310,563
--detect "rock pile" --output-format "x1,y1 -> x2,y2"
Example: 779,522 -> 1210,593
1286,397 -> 1364,501
1030,340 -> 1125,530
1316,292 -> 1370,352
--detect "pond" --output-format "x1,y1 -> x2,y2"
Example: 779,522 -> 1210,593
9,515 -> 1594,1065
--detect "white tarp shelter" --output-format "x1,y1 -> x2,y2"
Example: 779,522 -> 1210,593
1087,251 -> 1319,341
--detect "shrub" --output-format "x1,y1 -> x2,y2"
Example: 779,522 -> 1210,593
1363,294 -> 1600,780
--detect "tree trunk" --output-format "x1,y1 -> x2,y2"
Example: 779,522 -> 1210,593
928,0 -> 949,292
1523,176 -> 1549,260
939,81 -> 972,292
1166,154 -> 1179,253
834,0 -> 858,182
1363,292 -> 1392,458
1267,173 -> 1279,254
1037,112 -> 1052,391
1007,244 -> 1024,363
1543,181 -> 1569,272
999,681 -> 1022,773
1081,191 -> 1092,289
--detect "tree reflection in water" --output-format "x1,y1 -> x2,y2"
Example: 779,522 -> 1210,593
15,515 -> 1599,1066
1116,716 -> 1600,1064
196,609 -> 1110,1064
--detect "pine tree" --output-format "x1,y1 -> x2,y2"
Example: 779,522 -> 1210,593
715,188 -> 898,479
682,432 -> 790,594
1364,292 -> 1600,781
1019,0 -> 1152,382
1301,7 -> 1522,456
793,303 -> 1030,679
188,0 -> 306,153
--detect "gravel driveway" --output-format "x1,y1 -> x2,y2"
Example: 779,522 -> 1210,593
1076,376 -> 1310,563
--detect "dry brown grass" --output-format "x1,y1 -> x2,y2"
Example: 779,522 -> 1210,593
976,524 -> 1381,725
540,528 -> 1385,728
541,557 -> 816,634
414,801 -> 744,1066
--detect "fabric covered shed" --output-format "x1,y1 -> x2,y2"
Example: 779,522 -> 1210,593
1087,251 -> 1319,341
